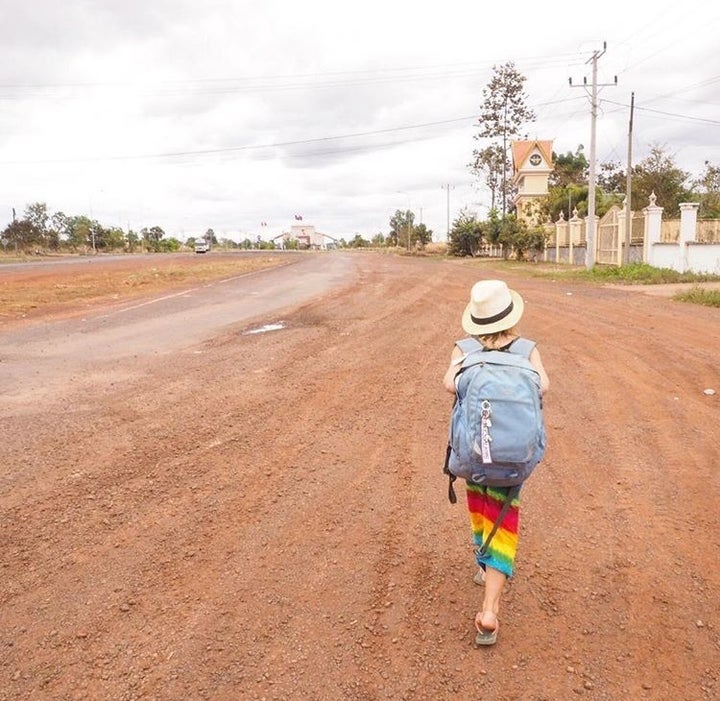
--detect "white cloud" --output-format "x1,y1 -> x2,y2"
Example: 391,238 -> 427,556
2,0 -> 719,241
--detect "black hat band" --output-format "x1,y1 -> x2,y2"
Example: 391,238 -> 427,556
470,301 -> 513,326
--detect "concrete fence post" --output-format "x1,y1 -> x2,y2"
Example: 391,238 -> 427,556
643,192 -> 664,266
584,215 -> 599,267
569,208 -> 582,266
617,202 -> 627,266
678,202 -> 699,273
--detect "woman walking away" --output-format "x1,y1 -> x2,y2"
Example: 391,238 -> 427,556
442,279 -> 549,646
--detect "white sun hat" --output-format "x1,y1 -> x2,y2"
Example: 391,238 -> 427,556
461,279 -> 525,336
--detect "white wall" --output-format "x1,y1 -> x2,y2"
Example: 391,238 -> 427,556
687,244 -> 720,274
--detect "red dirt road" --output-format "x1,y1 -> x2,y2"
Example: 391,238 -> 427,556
1,253 -> 719,700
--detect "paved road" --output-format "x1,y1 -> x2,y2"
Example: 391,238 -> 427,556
0,252 -> 360,404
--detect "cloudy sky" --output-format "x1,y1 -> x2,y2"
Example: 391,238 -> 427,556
2,0 -> 719,243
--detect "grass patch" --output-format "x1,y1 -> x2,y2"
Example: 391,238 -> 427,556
673,286 -> 720,307
543,262 -> 720,285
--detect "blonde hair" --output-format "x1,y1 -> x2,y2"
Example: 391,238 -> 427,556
476,326 -> 518,349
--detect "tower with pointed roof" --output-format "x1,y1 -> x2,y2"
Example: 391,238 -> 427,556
511,140 -> 553,223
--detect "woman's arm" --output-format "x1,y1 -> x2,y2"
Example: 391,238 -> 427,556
442,345 -> 464,394
530,347 -> 550,395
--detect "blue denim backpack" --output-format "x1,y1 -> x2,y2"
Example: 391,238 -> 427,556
443,336 -> 546,504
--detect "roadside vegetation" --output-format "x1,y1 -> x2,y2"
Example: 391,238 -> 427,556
525,261 -> 720,308
672,286 -> 720,307
553,262 -> 720,285
0,256 -> 287,322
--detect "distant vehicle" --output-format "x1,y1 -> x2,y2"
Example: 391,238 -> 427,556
194,240 -> 210,254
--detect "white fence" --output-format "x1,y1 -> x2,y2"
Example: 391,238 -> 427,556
544,194 -> 720,274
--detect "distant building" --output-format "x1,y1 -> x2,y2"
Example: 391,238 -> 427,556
274,223 -> 338,250
290,224 -> 324,248
511,140 -> 554,224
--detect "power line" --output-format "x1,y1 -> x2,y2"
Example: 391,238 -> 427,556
0,53 -> 583,91
604,100 -> 720,126
0,115 -> 480,165
0,53 -> 588,103
1,93 -> 587,166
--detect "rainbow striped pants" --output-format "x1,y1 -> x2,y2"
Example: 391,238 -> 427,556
466,482 -> 520,578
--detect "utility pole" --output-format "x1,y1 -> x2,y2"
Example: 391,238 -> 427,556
441,184 -> 454,241
501,95 -> 509,217
624,92 -> 635,265
570,42 -> 616,270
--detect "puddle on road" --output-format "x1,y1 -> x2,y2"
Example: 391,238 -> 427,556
242,322 -> 286,335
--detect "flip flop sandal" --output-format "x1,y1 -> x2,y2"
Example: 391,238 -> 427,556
474,612 -> 499,646
475,626 -> 498,646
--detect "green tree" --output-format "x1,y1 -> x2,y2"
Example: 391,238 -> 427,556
596,160 -> 626,194
389,209 -> 415,249
471,61 -> 536,216
510,222 -> 548,261
48,210 -> 70,250
496,214 -> 522,259
371,232 -> 386,246
414,223 -> 433,247
542,182 -> 589,222
159,237 -> 182,252
448,209 -> 484,257
2,219 -> 40,250
126,230 -> 140,252
470,144 -> 509,213
89,220 -> 108,250
141,225 -> 166,252
484,210 -> 528,259
24,202 -> 49,247
67,215 -> 92,250
632,145 -> 690,217
348,233 -> 369,248
540,148 -> 592,223
103,226 -> 126,250
549,147 -> 588,189
693,160 -> 720,218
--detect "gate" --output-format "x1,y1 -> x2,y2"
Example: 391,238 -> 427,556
596,207 -> 620,265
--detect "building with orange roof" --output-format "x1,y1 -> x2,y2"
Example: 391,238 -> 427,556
511,140 -> 554,223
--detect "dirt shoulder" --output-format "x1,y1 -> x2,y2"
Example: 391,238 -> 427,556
605,280 -> 720,297
0,251 -> 290,327
1,253 -> 718,700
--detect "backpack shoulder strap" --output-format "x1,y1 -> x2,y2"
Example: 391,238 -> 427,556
453,337 -> 486,374
507,337 -> 536,360
455,337 -> 483,354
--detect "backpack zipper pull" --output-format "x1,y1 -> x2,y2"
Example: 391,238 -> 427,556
480,400 -> 493,463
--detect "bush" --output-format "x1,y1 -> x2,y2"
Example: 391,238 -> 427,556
673,286 -> 720,307
571,263 -> 720,285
